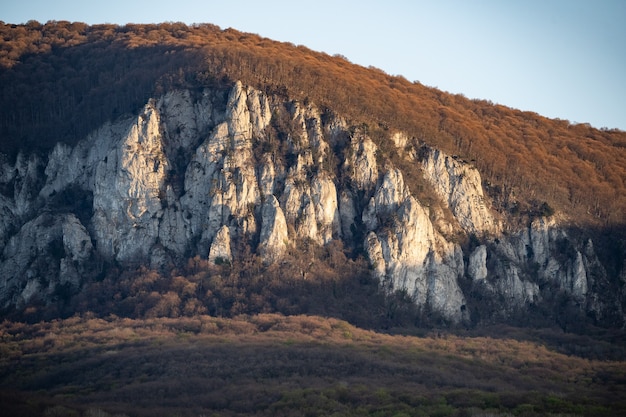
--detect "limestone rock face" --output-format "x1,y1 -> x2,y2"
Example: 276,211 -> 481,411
0,213 -> 93,308
338,190 -> 358,241
421,148 -> 499,236
467,245 -> 488,281
311,175 -> 341,244
0,193 -> 16,254
363,168 -> 467,323
93,102 -> 168,262
0,81 -> 622,327
362,169 -> 409,230
8,153 -> 46,220
158,186 -> 190,256
157,89 -> 215,153
344,135 -> 379,192
181,82 -> 263,256
465,217 -> 615,322
500,218 -> 590,302
209,225 -> 233,265
258,195 -> 288,263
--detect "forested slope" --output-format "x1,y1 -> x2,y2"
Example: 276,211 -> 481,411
1,314 -> 625,417
1,20 -> 625,228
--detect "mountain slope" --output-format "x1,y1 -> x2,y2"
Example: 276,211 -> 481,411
2,21 -> 625,227
0,21 -> 625,329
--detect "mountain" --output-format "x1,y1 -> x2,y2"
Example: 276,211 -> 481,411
0,21 -> 625,331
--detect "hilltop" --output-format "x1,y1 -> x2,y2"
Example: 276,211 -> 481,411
1,20 -> 625,227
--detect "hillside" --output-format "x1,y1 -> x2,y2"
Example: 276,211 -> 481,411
1,314 -> 625,416
1,21 -> 625,227
0,20 -> 624,327
0,22 -> 626,323
2,20 -> 626,417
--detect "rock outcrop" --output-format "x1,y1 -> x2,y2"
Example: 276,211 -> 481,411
421,148 -> 499,236
0,213 -> 94,307
258,195 -> 288,263
208,225 -> 233,265
0,81 -> 622,327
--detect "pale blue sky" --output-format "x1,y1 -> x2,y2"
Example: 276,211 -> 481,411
2,0 -> 625,130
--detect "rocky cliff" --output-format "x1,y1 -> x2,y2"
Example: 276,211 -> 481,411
0,81 -> 623,327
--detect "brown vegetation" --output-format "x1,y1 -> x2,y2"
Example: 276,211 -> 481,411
1,314 -> 625,416
1,21 -> 625,228
22,241 -> 424,330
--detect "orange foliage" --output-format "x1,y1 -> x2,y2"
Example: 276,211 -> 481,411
1,21 -> 625,226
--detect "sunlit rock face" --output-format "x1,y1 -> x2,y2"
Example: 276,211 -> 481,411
362,169 -> 466,323
258,195 -> 288,264
0,81 -> 621,327
209,225 -> 233,265
421,148 -> 499,236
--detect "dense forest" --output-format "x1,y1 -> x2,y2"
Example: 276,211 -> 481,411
1,20 -> 626,230
2,314 -> 625,417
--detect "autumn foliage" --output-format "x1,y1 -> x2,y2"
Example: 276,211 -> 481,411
0,313 -> 625,416
1,21 -> 625,228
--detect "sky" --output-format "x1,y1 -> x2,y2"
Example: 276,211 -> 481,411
2,0 -> 625,130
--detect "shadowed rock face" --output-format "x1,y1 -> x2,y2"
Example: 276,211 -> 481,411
0,82 -> 622,327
